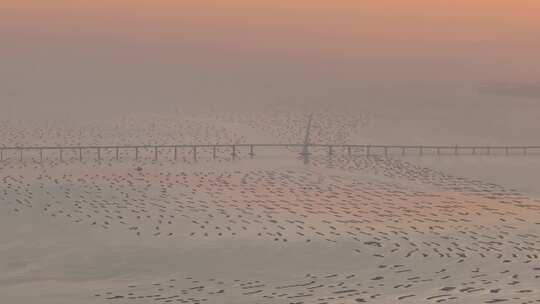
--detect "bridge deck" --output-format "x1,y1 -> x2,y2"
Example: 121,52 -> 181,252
1,143 -> 540,162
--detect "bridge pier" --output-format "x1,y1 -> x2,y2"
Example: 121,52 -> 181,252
249,145 -> 254,158
213,146 -> 217,160
193,146 -> 197,162
231,145 -> 236,160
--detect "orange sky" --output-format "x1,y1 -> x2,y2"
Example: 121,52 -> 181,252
3,0 -> 539,54
1,1 -> 539,116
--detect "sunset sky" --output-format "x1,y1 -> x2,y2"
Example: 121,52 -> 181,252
1,1 -> 539,116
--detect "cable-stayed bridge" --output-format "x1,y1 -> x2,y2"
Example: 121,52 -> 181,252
1,143 -> 540,163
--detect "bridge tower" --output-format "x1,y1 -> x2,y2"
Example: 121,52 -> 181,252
300,114 -> 313,165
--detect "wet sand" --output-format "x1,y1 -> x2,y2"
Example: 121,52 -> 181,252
1,110 -> 540,303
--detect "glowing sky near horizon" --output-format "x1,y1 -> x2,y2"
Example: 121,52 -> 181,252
1,1 -> 539,116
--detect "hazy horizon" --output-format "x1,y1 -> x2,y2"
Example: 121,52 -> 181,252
2,1 -> 540,118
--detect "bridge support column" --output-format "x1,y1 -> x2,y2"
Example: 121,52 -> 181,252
154,147 -> 158,161
193,146 -> 197,162
59,149 -> 63,161
213,146 -> 217,160
231,145 -> 236,160
249,145 -> 254,158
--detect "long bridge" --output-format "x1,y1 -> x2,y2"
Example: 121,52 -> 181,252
1,144 -> 540,162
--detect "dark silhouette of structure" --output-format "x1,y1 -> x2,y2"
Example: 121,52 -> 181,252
300,114 -> 313,165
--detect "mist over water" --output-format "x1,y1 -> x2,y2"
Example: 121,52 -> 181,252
4,3 -> 540,304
